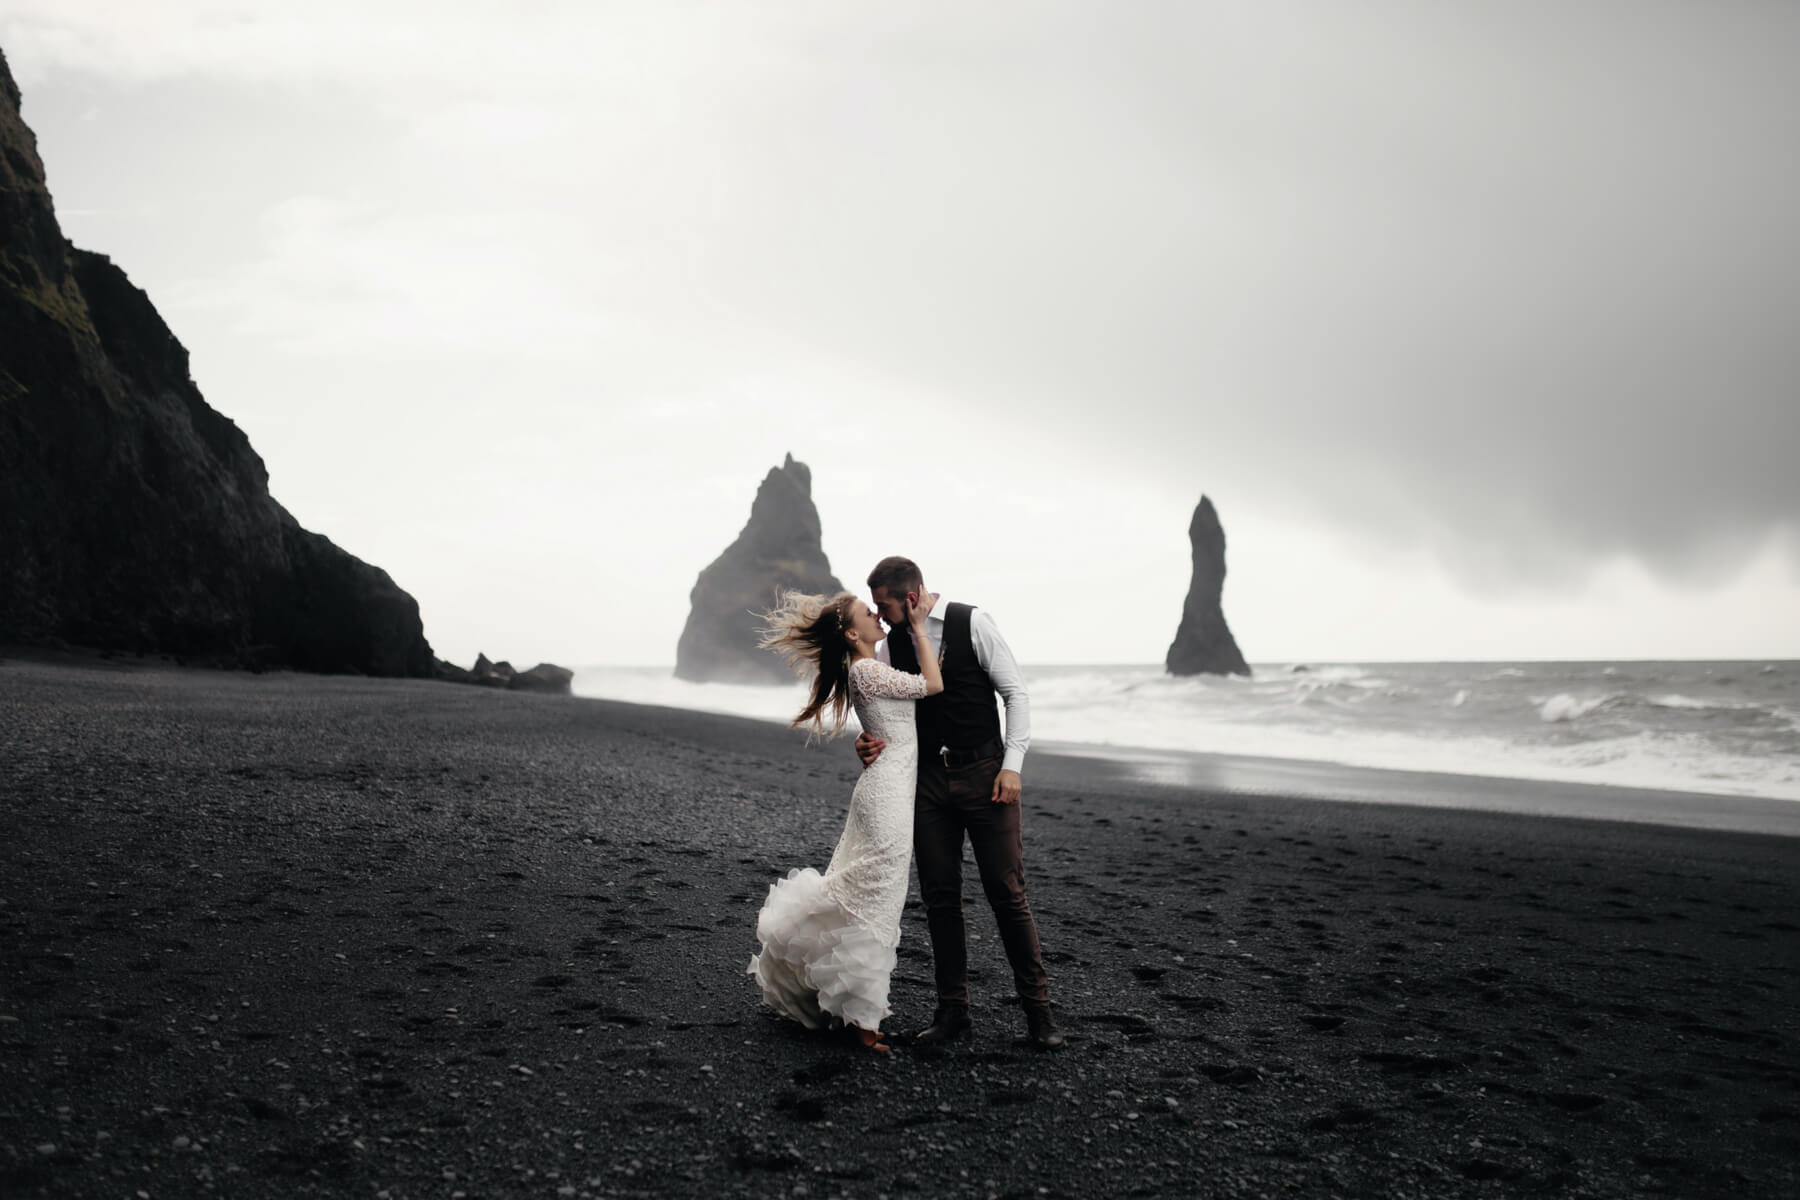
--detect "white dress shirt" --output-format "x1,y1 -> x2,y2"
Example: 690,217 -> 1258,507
878,594 -> 1031,775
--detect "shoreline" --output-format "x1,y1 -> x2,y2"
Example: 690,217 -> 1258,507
4,657 -> 1798,1198
1034,740 -> 1800,838
7,645 -> 1798,836
571,660 -> 1800,818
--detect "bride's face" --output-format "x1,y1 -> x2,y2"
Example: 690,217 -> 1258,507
846,604 -> 884,649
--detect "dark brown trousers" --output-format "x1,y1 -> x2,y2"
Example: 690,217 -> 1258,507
913,754 -> 1050,1012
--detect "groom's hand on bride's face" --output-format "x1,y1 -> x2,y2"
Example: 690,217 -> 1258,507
855,731 -> 886,768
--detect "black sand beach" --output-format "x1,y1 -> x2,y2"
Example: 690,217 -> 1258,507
3,656 -> 1797,1198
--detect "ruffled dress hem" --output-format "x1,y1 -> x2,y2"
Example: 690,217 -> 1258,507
746,867 -> 898,1032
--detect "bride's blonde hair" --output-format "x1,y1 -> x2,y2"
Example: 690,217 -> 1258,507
759,589 -> 859,738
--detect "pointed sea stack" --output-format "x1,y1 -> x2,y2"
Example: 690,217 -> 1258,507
1165,495 -> 1250,677
0,49 -> 432,674
675,454 -> 845,684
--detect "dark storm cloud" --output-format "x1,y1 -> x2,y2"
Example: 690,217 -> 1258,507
672,1 -> 1800,589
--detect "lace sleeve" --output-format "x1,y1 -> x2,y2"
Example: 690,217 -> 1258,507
851,656 -> 929,700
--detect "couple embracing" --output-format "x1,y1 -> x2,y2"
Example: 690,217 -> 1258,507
746,556 -> 1063,1052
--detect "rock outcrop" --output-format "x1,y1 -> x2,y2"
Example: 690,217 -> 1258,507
0,49 -> 433,675
508,662 -> 574,694
436,653 -> 572,694
675,454 -> 845,684
1165,495 -> 1251,677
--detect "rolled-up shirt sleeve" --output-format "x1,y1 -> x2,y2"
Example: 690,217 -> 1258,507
969,609 -> 1030,774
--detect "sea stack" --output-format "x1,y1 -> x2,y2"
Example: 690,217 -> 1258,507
675,454 -> 845,685
1165,495 -> 1250,677
0,49 -> 433,674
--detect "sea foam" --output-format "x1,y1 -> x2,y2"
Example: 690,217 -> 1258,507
574,661 -> 1800,803
1538,693 -> 1613,723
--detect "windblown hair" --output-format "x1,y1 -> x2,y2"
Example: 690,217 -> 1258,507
758,589 -> 860,739
866,556 -> 923,598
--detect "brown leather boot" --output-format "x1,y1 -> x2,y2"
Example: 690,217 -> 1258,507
913,1006 -> 971,1045
1023,1006 -> 1065,1050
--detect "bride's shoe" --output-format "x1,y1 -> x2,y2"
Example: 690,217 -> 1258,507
856,1027 -> 891,1053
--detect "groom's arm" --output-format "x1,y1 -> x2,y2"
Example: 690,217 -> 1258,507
970,610 -> 1030,802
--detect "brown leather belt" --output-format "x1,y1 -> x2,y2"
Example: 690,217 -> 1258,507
939,737 -> 1004,769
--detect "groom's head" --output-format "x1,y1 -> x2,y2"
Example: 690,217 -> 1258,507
867,556 -> 924,627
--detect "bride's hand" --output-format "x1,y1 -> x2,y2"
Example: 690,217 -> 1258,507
904,591 -> 933,631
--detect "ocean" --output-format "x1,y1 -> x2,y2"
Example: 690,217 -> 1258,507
572,660 -> 1800,804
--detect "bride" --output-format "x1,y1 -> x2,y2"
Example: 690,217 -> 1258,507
747,588 -> 942,1051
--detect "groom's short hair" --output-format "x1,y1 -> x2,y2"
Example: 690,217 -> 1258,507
867,556 -> 923,596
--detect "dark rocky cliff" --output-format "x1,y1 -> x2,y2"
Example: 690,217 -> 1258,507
0,48 -> 432,674
1165,495 -> 1251,677
675,454 -> 845,685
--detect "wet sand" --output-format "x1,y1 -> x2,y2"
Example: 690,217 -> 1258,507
3,656 -> 1797,1198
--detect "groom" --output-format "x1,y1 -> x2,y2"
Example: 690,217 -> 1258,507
856,556 -> 1063,1050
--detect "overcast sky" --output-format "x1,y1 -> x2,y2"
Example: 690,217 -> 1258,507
4,1 -> 1796,667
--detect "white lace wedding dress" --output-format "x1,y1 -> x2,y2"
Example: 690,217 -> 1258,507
747,656 -> 926,1031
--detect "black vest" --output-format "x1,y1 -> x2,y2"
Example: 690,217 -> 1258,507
888,601 -> 1002,752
